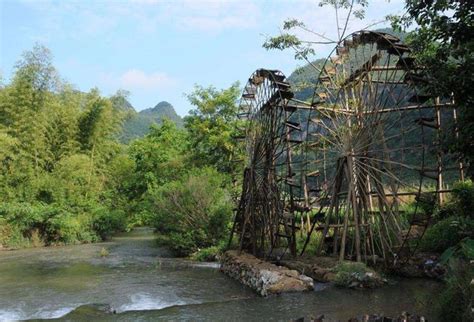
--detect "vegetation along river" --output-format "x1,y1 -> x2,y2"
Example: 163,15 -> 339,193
0,228 -> 441,321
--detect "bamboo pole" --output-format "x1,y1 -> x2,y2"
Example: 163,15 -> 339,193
435,97 -> 444,204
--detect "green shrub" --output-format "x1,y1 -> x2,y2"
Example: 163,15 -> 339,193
420,216 -> 474,252
0,218 -> 30,248
0,202 -> 45,231
126,210 -> 153,230
435,258 -> 473,322
192,246 -> 221,261
167,231 -> 197,257
0,202 -> 50,247
151,167 -> 232,256
450,180 -> 474,218
45,212 -> 82,244
333,261 -> 374,287
415,192 -> 437,216
92,208 -> 127,240
434,202 -> 457,221
0,218 -> 13,246
0,201 -> 126,247
435,180 -> 474,221
296,232 -> 320,256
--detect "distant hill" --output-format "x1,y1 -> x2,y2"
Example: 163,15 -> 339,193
117,100 -> 183,143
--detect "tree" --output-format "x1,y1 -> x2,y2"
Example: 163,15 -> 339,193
0,45 -> 58,176
263,0 -> 368,61
184,83 -> 243,175
128,118 -> 187,197
390,0 -> 474,178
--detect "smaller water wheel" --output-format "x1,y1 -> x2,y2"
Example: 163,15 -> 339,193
230,69 -> 305,257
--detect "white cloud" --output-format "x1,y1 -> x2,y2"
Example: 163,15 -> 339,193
119,69 -> 176,89
18,0 -> 404,41
172,0 -> 260,31
18,0 -> 261,39
100,69 -> 177,92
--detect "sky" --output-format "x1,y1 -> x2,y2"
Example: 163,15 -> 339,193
0,0 -> 406,116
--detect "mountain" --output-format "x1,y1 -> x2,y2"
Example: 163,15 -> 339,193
118,101 -> 183,143
287,58 -> 326,102
111,95 -> 135,113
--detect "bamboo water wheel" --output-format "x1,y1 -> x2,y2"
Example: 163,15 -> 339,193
231,69 -> 304,257
231,31 -> 464,264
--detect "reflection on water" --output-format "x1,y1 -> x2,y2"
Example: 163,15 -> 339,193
0,228 -> 441,321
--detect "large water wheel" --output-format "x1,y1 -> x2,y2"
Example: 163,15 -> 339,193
301,30 -> 462,263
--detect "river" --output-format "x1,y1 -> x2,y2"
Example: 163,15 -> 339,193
0,228 -> 441,321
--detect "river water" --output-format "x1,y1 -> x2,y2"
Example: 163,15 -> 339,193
0,228 -> 441,321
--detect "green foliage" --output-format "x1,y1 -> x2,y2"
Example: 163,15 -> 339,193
435,180 -> 474,221
192,246 -> 221,262
184,83 -> 243,175
128,119 -> 187,200
92,208 -> 127,240
434,258 -> 473,322
332,261 -> 374,287
110,90 -> 134,113
318,0 -> 368,19
0,200 -> 127,247
420,216 -> 474,253
296,231 -> 320,256
390,1 -> 474,178
45,210 -> 84,245
120,84 -> 243,252
440,238 -> 474,264
263,1 -> 368,61
421,180 -> 474,321
450,180 -> 474,218
0,46 -> 238,256
0,46 -> 130,248
150,167 -> 232,256
420,180 -> 474,252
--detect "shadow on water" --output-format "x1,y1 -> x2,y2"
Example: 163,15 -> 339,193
0,228 -> 441,321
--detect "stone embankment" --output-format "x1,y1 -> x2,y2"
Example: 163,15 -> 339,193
280,257 -> 386,289
279,257 -> 338,283
220,250 -> 314,296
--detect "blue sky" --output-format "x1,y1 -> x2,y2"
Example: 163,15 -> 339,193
1,0 -> 405,116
